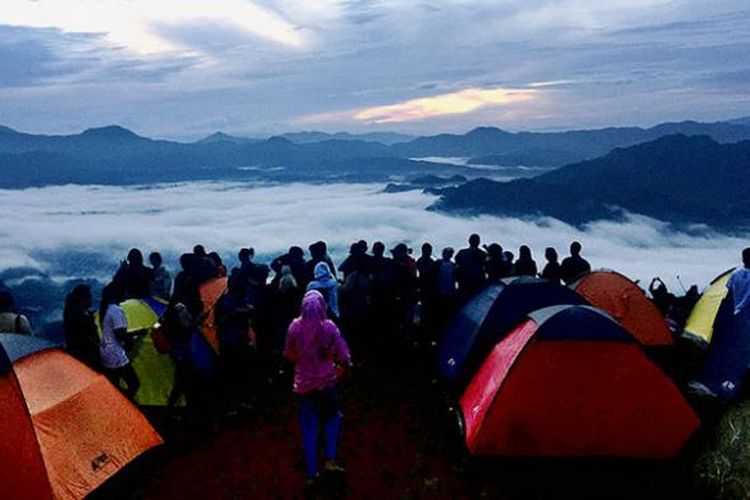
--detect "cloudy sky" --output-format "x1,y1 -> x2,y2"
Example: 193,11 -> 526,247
1,0 -> 749,138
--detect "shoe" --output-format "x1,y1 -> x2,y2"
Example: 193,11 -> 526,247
323,459 -> 345,473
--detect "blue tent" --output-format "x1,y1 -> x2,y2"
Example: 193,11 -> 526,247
697,292 -> 750,400
438,276 -> 588,390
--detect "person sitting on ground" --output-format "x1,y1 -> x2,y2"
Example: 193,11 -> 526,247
485,243 -> 508,283
0,290 -> 33,335
727,248 -> 750,317
284,290 -> 351,485
541,247 -> 562,284
513,245 -> 538,277
560,241 -> 591,284
98,284 -> 140,399
149,252 -> 172,299
455,233 -> 487,300
63,284 -> 100,370
113,248 -> 153,299
307,262 -> 340,319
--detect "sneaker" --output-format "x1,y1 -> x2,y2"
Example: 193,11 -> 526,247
323,459 -> 346,474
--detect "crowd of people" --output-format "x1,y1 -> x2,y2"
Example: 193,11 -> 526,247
5,236 -> 748,486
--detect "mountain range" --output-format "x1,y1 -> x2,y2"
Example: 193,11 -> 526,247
433,134 -> 750,231
2,118 -> 750,188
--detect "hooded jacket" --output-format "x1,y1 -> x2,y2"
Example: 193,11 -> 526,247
306,262 -> 340,318
284,291 -> 351,394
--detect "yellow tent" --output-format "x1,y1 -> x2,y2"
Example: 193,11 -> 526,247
99,298 -> 182,407
684,269 -> 735,345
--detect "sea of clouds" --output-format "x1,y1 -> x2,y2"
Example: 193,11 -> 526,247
0,181 -> 746,292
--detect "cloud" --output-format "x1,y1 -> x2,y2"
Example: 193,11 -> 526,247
0,0 -> 306,55
0,181 -> 744,292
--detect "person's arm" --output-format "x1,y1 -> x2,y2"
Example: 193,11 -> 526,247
283,323 -> 298,362
330,325 -> 352,368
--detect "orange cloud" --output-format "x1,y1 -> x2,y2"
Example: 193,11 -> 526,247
352,87 -> 536,124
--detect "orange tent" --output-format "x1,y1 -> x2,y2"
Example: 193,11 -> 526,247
199,276 -> 228,352
571,270 -> 673,346
0,335 -> 162,500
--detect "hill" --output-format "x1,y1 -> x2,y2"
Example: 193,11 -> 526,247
433,135 -> 750,231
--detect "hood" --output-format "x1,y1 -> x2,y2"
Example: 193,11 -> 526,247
314,261 -> 334,281
301,290 -> 327,321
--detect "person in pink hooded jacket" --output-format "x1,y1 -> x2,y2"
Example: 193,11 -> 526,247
284,290 -> 351,483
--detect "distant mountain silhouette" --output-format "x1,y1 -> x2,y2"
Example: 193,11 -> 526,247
394,120 -> 750,165
728,116 -> 750,127
278,131 -> 414,145
196,132 -> 260,144
433,135 -> 750,230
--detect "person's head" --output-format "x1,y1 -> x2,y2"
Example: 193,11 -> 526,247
743,247 -> 750,268
149,252 -> 162,268
0,290 -> 15,313
519,245 -> 532,260
99,283 -> 125,318
503,250 -> 514,263
193,245 -> 207,257
208,252 -> 223,268
357,240 -> 368,254
238,248 -> 250,264
247,247 -> 255,260
391,243 -> 408,259
250,264 -> 270,285
469,233 -> 481,248
314,261 -> 334,281
309,241 -> 326,260
442,247 -> 454,261
349,242 -> 359,256
300,290 -> 327,322
66,284 -> 92,312
545,247 -> 558,263
487,243 -> 502,258
179,253 -> 193,271
127,248 -> 143,267
373,241 -> 385,258
421,243 -> 433,258
289,246 -> 304,261
570,241 -> 582,256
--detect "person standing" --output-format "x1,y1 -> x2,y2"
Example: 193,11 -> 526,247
99,284 -> 140,399
455,234 -> 487,301
284,290 -> 351,485
63,284 -> 100,370
728,248 -> 750,316
149,252 -> 172,299
560,241 -> 591,285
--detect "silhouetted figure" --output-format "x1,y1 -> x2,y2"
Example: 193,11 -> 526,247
455,234 -> 487,300
513,245 -> 537,277
672,284 -> 701,327
307,241 -> 337,282
391,243 -> 418,340
338,240 -> 371,279
416,243 -> 437,334
113,248 -> 153,299
99,284 -> 140,399
728,248 -> 750,316
63,284 -> 100,370
649,277 -> 675,315
434,247 -> 458,337
369,241 -> 396,360
485,243 -> 511,282
560,241 -> 591,285
541,247 -> 562,284
208,252 -> 227,278
172,254 -> 204,319
149,252 -> 172,299
271,246 -> 307,290
193,244 -> 218,284
0,290 -> 33,335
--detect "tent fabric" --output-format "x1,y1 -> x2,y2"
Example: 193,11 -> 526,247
0,334 -> 58,376
102,299 -> 179,407
572,270 -> 673,346
684,268 -> 735,345
199,276 -> 228,352
697,295 -> 750,400
0,339 -> 162,500
439,277 -> 588,390
460,306 -> 699,458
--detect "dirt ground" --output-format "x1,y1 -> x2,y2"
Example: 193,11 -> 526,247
90,354 -> 714,500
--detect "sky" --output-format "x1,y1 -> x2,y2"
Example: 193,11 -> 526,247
1,0 -> 750,139
0,181 -> 742,291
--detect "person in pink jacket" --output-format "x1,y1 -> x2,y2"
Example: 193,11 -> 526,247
284,290 -> 351,483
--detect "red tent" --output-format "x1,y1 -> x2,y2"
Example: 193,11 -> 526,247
572,270 -> 672,346
459,305 -> 699,457
0,335 -> 162,500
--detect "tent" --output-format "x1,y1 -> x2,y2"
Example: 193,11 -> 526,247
571,270 -> 672,346
684,268 -> 735,345
439,277 -> 588,390
459,305 -> 699,457
109,298 -> 179,407
0,334 -> 162,500
199,276 -> 228,353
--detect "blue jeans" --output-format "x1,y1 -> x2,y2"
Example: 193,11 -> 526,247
298,388 -> 342,478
